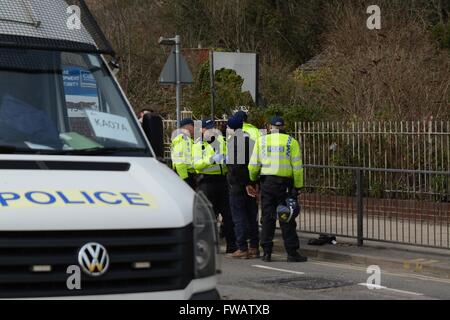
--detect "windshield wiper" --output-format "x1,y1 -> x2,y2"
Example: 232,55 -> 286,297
61,147 -> 149,156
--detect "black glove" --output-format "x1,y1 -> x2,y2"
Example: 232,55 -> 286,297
291,188 -> 301,197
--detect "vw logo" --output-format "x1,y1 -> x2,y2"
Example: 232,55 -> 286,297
78,243 -> 110,277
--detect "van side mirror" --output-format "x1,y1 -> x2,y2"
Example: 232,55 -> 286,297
142,114 -> 165,161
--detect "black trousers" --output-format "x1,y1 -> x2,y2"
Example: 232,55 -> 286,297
197,176 -> 237,250
185,174 -> 197,190
260,176 -> 300,254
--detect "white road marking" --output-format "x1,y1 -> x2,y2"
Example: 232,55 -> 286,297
312,260 -> 450,285
252,265 -> 305,275
357,283 -> 424,296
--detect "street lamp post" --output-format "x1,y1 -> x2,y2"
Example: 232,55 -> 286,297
174,35 -> 182,129
159,35 -> 182,128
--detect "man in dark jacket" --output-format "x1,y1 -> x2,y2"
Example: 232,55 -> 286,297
226,116 -> 260,259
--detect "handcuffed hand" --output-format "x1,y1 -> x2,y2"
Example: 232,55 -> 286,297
246,184 -> 260,198
246,185 -> 257,198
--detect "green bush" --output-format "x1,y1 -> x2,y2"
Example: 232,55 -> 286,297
432,23 -> 450,49
369,181 -> 385,199
431,175 -> 449,202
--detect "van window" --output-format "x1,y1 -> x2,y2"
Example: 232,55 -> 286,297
0,48 -> 150,156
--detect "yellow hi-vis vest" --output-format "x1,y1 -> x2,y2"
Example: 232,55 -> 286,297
248,133 -> 304,189
171,133 -> 195,180
243,123 -> 260,142
193,135 -> 228,176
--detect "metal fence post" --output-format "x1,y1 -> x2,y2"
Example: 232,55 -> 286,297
356,169 -> 364,247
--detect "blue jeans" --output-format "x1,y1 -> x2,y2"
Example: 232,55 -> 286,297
229,193 -> 259,251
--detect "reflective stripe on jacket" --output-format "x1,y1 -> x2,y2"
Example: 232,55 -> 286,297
248,133 -> 304,188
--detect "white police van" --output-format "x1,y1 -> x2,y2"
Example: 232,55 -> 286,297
0,0 -> 219,299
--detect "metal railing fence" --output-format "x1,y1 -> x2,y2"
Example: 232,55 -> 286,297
300,165 -> 450,249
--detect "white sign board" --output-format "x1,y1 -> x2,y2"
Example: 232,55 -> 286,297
212,52 -> 258,103
86,111 -> 137,145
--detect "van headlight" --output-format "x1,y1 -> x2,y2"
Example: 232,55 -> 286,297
193,192 -> 219,278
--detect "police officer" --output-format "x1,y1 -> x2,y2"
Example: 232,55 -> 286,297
234,111 -> 261,143
193,119 -> 237,254
171,118 -> 196,189
248,117 -> 307,263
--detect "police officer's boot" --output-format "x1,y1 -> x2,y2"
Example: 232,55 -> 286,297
287,251 -> 308,263
262,250 -> 272,263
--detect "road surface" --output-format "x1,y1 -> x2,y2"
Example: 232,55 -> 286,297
217,252 -> 450,300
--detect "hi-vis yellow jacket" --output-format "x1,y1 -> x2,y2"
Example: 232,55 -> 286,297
193,135 -> 228,176
243,123 -> 261,143
171,133 -> 195,180
248,132 -> 304,188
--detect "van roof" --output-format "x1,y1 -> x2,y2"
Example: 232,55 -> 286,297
0,0 -> 114,55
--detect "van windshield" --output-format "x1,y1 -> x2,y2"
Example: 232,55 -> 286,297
0,48 -> 150,157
